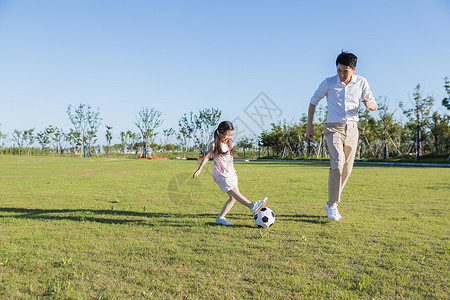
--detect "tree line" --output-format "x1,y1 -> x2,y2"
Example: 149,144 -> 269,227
260,82 -> 449,160
0,81 -> 448,160
0,105 -> 222,158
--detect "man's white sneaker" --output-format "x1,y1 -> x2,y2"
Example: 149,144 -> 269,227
324,203 -> 341,220
249,197 -> 268,215
326,204 -> 340,221
215,217 -> 232,226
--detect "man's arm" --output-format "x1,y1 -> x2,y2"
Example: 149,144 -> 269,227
306,103 -> 316,139
361,78 -> 377,111
363,98 -> 377,111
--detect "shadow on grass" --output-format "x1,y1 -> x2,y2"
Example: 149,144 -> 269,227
204,222 -> 255,228
0,208 -> 327,226
0,207 -> 219,227
277,214 -> 326,224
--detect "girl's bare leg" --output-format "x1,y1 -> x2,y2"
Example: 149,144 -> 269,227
218,195 -> 236,218
228,187 -> 251,207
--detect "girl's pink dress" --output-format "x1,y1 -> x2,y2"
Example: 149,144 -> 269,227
209,140 -> 238,193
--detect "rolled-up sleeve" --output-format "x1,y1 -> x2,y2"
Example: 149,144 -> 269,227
361,78 -> 376,104
310,79 -> 327,105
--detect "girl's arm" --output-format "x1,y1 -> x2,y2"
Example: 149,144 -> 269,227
193,148 -> 213,178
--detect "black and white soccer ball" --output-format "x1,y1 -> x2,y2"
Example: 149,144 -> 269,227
254,207 -> 275,228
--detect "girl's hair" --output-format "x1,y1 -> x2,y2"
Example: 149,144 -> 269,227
213,121 -> 234,157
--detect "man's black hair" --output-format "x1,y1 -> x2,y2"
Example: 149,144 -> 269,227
336,51 -> 357,69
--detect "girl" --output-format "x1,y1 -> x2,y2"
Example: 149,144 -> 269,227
193,121 -> 268,226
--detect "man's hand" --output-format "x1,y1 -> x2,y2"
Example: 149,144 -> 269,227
306,126 -> 314,139
363,98 -> 377,111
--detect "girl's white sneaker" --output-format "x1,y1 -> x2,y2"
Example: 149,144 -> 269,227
215,217 -> 232,226
249,197 -> 268,215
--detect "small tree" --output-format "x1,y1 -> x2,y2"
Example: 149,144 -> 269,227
119,131 -> 127,155
105,125 -> 113,156
12,130 -> 24,155
65,129 -> 81,156
67,104 -> 101,157
0,124 -> 6,154
86,108 -> 102,156
162,128 -> 175,152
429,112 -> 449,154
358,107 -> 377,158
442,77 -> 450,110
400,84 -> 434,160
36,129 -> 50,153
193,108 -> 221,157
135,107 -> 163,158
47,126 -> 66,155
178,112 -> 195,158
314,105 -> 326,158
370,97 -> 400,159
23,129 -> 35,155
128,131 -> 141,155
237,136 -> 254,158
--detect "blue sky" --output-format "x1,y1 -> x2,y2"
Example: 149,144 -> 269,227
0,0 -> 449,146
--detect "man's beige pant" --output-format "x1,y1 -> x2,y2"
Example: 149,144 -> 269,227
324,122 -> 359,202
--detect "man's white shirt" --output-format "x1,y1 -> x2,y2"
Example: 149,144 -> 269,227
310,74 -> 376,124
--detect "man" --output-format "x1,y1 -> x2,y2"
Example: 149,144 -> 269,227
306,51 -> 377,221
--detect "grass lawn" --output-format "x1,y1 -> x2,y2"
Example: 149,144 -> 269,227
0,156 -> 448,299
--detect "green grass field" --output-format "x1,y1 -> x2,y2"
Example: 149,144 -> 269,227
0,156 -> 448,299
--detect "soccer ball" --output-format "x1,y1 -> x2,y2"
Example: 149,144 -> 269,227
254,207 -> 275,228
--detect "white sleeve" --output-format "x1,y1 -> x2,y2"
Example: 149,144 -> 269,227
310,79 -> 327,106
361,78 -> 376,103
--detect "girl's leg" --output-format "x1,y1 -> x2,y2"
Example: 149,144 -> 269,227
228,187 -> 251,207
218,194 -> 236,218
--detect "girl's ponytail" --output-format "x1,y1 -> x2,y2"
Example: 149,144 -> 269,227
213,129 -> 220,157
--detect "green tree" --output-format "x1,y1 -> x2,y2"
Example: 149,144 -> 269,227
237,136 -> 254,158
12,130 -> 24,155
36,129 -> 50,153
178,112 -> 195,158
358,106 -> 377,158
23,129 -> 35,155
429,112 -> 449,154
135,107 -> 163,158
47,126 -> 65,155
442,77 -> 450,110
119,131 -> 127,155
370,97 -> 401,159
105,125 -> 113,156
65,129 -> 81,156
162,128 -> 176,153
0,124 -> 6,153
298,114 -> 309,157
128,131 -> 140,155
313,105 -> 326,158
86,108 -> 102,157
193,108 -> 221,157
67,104 -> 101,157
400,84 -> 434,160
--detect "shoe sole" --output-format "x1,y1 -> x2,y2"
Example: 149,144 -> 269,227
253,197 -> 268,215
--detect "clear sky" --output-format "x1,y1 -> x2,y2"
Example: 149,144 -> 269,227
0,0 -> 449,146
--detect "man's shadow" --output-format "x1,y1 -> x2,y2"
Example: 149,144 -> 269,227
276,214 -> 326,224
